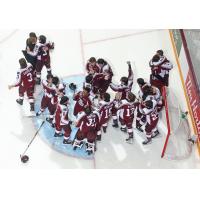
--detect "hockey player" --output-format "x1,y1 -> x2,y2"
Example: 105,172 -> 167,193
140,100 -> 160,145
137,78 -> 150,101
149,50 -> 173,92
46,76 -> 66,125
73,87 -> 92,117
36,74 -> 57,122
27,35 -> 54,85
110,61 -> 134,100
95,93 -> 112,141
97,58 -> 113,76
73,107 -> 99,155
8,58 -> 35,111
142,85 -> 163,112
136,78 -> 151,132
92,70 -> 112,95
54,96 -> 72,144
84,74 -> 93,90
110,61 -> 134,128
22,32 -> 37,70
118,92 -> 137,143
93,58 -> 113,94
86,57 -> 100,74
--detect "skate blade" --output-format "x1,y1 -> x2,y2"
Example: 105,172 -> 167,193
126,139 -> 133,144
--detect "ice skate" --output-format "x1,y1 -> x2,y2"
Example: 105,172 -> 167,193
136,126 -> 143,132
63,139 -> 72,144
126,136 -> 133,144
96,135 -> 101,141
142,138 -> 152,145
73,140 -> 83,150
16,99 -> 23,105
54,132 -> 64,137
151,130 -> 160,139
30,103 -> 34,112
102,126 -> 107,133
188,138 -> 195,145
87,150 -> 93,155
120,127 -> 127,133
36,77 -> 41,85
112,119 -> 119,128
36,111 -> 41,116
46,117 -> 53,124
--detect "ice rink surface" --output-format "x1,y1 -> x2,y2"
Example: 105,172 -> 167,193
0,29 -> 199,168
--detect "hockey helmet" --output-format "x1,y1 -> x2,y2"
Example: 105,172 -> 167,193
39,35 -> 46,44
89,57 -> 96,63
60,96 -> 69,105
152,54 -> 160,62
52,76 -> 59,86
156,49 -> 164,56
85,74 -> 93,83
84,106 -> 92,115
137,78 -> 145,86
102,92 -> 111,102
120,76 -> 128,85
145,100 -> 153,109
127,92 -> 136,102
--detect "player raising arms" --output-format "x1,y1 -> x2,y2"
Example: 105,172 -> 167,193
8,58 -> 35,112
27,35 -> 54,85
110,61 -> 134,128
110,61 -> 134,100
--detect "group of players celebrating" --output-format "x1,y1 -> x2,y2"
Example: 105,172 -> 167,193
8,32 -> 173,155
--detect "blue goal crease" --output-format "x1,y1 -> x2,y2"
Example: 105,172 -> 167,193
32,75 -> 94,159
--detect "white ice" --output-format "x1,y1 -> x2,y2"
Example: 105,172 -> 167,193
0,29 -> 199,168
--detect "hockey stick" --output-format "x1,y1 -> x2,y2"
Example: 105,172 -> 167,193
20,121 -> 45,163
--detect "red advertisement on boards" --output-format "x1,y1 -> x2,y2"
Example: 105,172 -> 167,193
185,70 -> 200,137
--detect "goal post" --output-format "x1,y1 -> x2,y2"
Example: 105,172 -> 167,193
161,86 -> 171,158
161,86 -> 192,160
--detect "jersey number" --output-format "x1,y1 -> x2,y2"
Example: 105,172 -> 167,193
27,73 -> 33,82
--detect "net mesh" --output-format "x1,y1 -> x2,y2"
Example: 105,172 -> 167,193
161,87 -> 192,160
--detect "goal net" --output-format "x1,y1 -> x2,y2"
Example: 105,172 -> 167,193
161,86 -> 192,160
